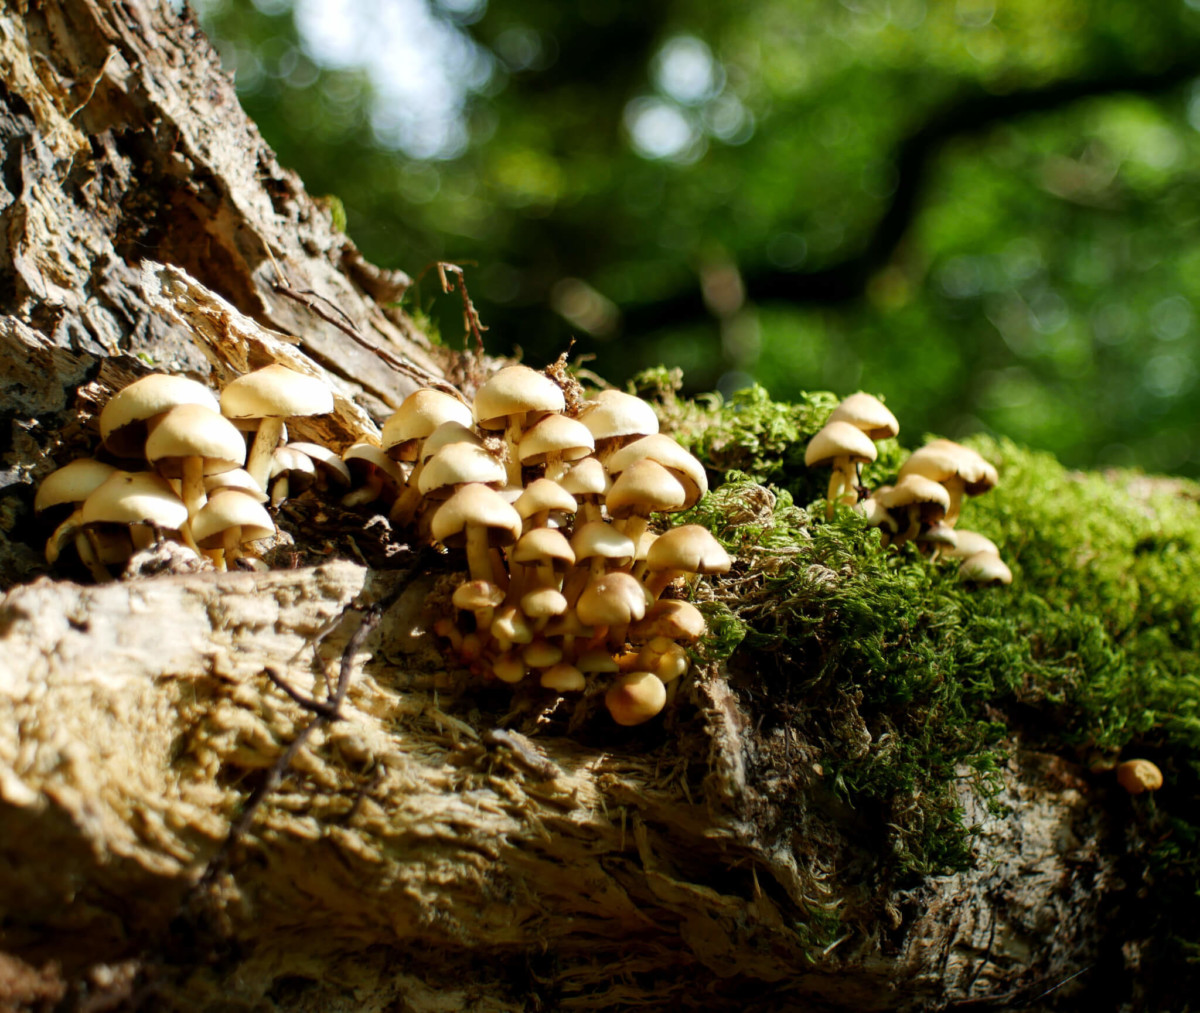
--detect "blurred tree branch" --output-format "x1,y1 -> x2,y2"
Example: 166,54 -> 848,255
621,53 -> 1200,334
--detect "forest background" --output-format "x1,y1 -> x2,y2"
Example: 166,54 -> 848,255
198,0 -> 1200,477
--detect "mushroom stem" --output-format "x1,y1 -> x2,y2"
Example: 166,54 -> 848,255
180,456 -> 207,523
504,420 -> 523,489
824,468 -> 846,521
465,523 -> 494,584
75,530 -> 112,583
944,478 -> 966,527
221,526 -> 243,568
245,418 -> 285,492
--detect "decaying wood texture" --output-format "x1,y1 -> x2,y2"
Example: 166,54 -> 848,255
0,2 -> 1122,1011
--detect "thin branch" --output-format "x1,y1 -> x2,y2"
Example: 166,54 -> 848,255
620,53 -> 1200,334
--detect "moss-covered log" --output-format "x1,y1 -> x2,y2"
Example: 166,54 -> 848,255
1,2 -> 1198,1012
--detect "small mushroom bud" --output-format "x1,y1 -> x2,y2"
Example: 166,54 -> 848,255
605,671 -> 667,726
1116,759 -> 1163,795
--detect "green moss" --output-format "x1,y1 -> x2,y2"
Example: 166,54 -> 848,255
668,382 -> 1200,972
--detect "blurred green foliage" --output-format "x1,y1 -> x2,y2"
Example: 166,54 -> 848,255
196,0 -> 1200,474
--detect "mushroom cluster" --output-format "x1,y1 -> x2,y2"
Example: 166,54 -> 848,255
34,365 -> 336,577
806,393 -> 1012,585
376,367 -> 731,725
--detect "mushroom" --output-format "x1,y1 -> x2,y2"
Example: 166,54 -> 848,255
540,662 -> 586,692
191,489 -> 276,570
642,524 -> 732,599
898,439 -> 998,527
875,474 -> 951,546
578,389 -> 660,461
35,459 -> 119,581
472,365 -> 566,488
341,442 -> 407,508
517,413 -> 595,483
629,599 -> 707,645
381,388 -> 474,463
576,570 -> 647,649
805,421 -> 878,520
605,671 -> 667,726
827,392 -> 899,440
559,456 -> 610,524
429,482 -> 522,587
220,364 -> 335,492
606,435 -> 708,511
80,470 -> 191,578
958,551 -> 1013,586
99,374 -> 221,459
1116,759 -> 1163,795
144,403 -> 246,524
514,478 -> 577,533
389,420 -> 485,527
606,458 -> 687,545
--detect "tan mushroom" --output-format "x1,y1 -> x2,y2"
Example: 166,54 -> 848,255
605,671 -> 667,726
642,524 -> 732,599
429,482 -> 522,586
191,489 -> 276,570
99,374 -> 221,459
827,392 -> 899,440
805,421 -> 878,520
606,458 -> 687,545
220,364 -> 335,491
1116,759 -> 1163,795
144,403 -> 246,523
898,439 -> 998,527
472,365 -> 566,488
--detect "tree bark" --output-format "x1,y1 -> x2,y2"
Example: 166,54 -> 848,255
0,3 -> 1125,1011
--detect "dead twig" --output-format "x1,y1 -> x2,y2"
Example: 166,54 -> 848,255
436,262 -> 487,357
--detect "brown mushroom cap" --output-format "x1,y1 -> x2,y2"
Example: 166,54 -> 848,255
606,458 -> 687,519
99,374 -> 221,458
605,671 -> 667,726
828,393 -> 899,440
514,478 -> 578,522
941,529 -> 999,559
472,365 -> 566,430
630,599 -> 707,644
1116,758 -> 1163,794
646,525 -> 732,576
541,663 -> 586,692
576,571 -> 648,627
877,474 -> 951,518
899,440 -> 998,496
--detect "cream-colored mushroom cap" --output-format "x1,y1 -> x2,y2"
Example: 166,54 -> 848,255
605,671 -> 667,726
571,521 -> 636,563
191,490 -> 275,548
958,551 -> 1012,585
942,529 -> 999,559
607,458 -> 687,518
560,456 -> 609,497
343,442 -> 406,484
145,404 -> 246,477
419,421 -> 484,463
512,527 -> 575,569
381,389 -> 473,461
418,443 -> 506,497
473,365 -> 565,429
515,478 -> 578,520
269,445 -> 318,488
286,442 -> 352,486
220,364 -> 334,421
877,474 -> 951,514
430,483 -> 522,547
82,471 -> 188,530
900,439 -> 998,495
805,421 -> 878,468
206,468 -> 269,502
646,525 -> 732,575
1116,758 -> 1163,795
541,663 -> 585,692
35,459 -> 118,514
828,393 -> 899,440
100,374 -> 221,458
521,586 -> 569,619
576,572 -> 647,626
607,434 -> 709,504
579,389 -> 660,442
453,580 -> 505,612
518,413 -> 595,465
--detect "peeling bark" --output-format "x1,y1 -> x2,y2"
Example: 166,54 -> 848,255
0,2 -> 1130,1011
